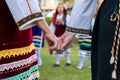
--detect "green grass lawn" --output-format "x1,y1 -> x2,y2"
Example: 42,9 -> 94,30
39,38 -> 91,80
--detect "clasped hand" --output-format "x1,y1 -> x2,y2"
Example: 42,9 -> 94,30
53,32 -> 75,54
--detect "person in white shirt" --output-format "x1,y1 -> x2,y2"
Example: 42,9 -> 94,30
59,0 -> 120,80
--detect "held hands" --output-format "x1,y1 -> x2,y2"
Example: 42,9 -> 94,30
48,32 -> 75,54
44,32 -> 61,55
36,20 -> 61,55
36,20 -> 74,54
57,32 -> 75,53
60,32 -> 75,49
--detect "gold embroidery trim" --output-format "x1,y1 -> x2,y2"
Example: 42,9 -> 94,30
0,43 -> 35,59
66,27 -> 90,34
17,12 -> 43,27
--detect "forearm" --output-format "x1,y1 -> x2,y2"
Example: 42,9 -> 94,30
36,20 -> 52,34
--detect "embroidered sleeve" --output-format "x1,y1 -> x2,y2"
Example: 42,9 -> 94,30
66,0 -> 97,34
5,0 -> 44,30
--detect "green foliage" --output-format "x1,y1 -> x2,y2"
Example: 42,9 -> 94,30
45,17 -> 52,25
71,0 -> 75,3
39,39 -> 91,80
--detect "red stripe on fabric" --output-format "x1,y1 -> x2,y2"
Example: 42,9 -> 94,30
0,61 -> 38,79
25,0 -> 33,14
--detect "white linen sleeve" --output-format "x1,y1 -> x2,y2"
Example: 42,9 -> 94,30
5,0 -> 44,30
66,0 -> 98,34
66,15 -> 70,25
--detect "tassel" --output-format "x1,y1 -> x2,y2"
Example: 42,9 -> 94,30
110,56 -> 115,64
112,70 -> 117,79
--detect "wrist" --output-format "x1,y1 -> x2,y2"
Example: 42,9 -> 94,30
65,31 -> 76,36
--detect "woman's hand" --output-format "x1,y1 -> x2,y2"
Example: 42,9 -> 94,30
36,20 -> 61,54
59,32 -> 75,51
44,32 -> 60,54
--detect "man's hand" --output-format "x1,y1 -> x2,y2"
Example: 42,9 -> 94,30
59,32 -> 75,52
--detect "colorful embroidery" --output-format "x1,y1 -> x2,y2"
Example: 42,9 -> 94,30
4,65 -> 39,80
17,13 -> 43,28
0,54 -> 37,72
66,27 -> 90,34
0,43 -> 35,59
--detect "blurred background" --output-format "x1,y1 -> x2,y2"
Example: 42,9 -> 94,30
38,0 -> 74,17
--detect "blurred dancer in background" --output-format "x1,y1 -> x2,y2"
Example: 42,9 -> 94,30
50,3 -> 71,67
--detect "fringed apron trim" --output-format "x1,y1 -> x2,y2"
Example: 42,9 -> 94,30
110,0 -> 120,79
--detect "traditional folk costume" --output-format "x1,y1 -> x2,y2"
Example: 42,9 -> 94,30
66,0 -> 120,80
50,13 -> 71,66
76,18 -> 95,70
32,25 -> 43,66
0,0 -> 44,80
76,35 -> 92,70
